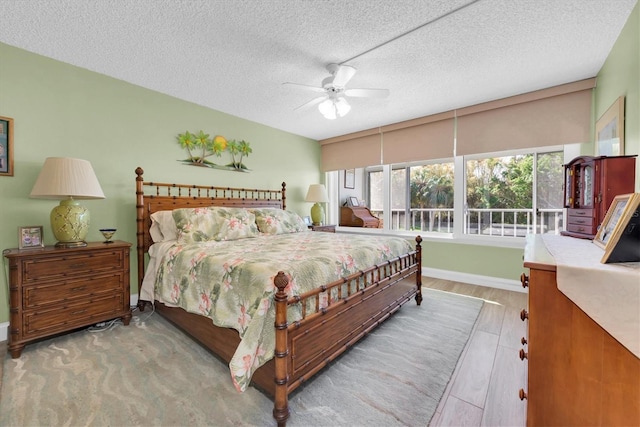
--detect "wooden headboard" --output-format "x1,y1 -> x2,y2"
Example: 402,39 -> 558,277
135,167 -> 286,294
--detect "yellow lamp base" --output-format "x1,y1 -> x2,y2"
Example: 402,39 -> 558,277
310,202 -> 325,226
51,199 -> 90,247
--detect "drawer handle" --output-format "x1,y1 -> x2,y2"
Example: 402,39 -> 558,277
71,286 -> 87,292
520,309 -> 528,321
519,349 -> 528,360
521,337 -> 527,345
72,309 -> 87,315
520,273 -> 529,288
70,263 -> 87,269
519,389 -> 527,400
576,219 -> 585,224
576,211 -> 586,215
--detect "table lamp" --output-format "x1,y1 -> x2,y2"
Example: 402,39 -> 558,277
30,157 -> 105,247
305,184 -> 329,225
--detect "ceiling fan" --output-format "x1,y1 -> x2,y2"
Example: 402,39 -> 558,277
284,64 -> 389,120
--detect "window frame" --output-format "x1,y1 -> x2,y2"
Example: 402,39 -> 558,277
334,144 -> 578,248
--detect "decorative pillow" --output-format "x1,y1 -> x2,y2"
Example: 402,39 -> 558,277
211,207 -> 260,241
254,209 -> 308,235
150,210 -> 179,242
173,207 -> 259,243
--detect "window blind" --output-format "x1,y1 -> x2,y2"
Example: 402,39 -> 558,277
381,112 -> 454,164
319,78 -> 596,170
456,78 -> 595,156
320,129 -> 382,172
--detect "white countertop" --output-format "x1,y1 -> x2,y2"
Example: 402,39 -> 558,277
541,235 -> 640,358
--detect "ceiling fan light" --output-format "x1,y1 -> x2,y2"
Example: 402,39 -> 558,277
318,98 -> 337,120
335,97 -> 351,117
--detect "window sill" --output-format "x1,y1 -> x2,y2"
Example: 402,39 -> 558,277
335,226 -> 528,249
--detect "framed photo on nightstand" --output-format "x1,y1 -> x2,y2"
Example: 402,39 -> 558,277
18,226 -> 44,249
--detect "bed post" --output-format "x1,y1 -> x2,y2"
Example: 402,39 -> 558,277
135,167 -> 146,310
415,235 -> 423,306
281,182 -> 287,210
273,271 -> 290,427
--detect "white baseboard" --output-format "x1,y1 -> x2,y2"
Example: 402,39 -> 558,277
0,294 -> 140,343
422,267 -> 526,293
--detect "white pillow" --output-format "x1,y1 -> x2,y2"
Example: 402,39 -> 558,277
150,210 -> 179,242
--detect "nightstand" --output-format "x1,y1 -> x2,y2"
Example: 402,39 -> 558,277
309,224 -> 336,233
3,240 -> 132,358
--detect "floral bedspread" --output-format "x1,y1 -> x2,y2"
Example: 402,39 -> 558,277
153,231 -> 413,392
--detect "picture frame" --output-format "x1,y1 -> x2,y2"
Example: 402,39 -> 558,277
595,96 -> 624,157
0,116 -> 14,177
347,196 -> 359,207
594,194 -> 629,249
344,169 -> 355,189
19,226 -> 44,249
303,216 -> 312,226
594,193 -> 640,263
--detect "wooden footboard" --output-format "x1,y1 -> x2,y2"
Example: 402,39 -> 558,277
272,237 -> 422,426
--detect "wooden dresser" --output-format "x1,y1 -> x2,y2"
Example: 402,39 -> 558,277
561,155 -> 636,239
340,206 -> 381,228
520,235 -> 639,426
3,241 -> 132,358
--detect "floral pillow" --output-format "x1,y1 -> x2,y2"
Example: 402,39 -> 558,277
253,209 -> 308,235
211,207 -> 260,241
173,207 -> 259,243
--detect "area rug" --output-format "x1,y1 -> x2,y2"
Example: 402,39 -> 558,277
0,288 -> 482,426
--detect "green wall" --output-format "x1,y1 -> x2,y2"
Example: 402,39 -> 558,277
423,240 -> 524,280
595,2 -> 639,190
0,42 -> 319,324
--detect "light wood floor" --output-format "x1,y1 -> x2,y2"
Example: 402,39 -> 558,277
424,278 -> 528,427
0,278 -> 528,426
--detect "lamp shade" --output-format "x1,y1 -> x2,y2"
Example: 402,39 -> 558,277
30,157 -> 105,199
305,184 -> 329,203
30,157 -> 105,247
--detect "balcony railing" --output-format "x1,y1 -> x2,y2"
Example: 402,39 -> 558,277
370,207 -> 563,237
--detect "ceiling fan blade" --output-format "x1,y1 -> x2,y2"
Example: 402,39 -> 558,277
294,96 -> 327,111
282,82 -> 326,93
344,88 -> 390,98
331,64 -> 357,87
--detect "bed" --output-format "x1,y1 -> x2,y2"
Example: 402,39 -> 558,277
134,167 -> 423,426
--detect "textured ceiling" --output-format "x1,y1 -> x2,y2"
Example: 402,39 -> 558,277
0,0 -> 637,141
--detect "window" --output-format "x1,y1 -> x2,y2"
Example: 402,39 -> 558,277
358,148 -> 563,239
367,161 -> 454,233
464,150 -> 563,237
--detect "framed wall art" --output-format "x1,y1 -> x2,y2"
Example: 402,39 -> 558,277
344,169 -> 355,189
19,226 -> 44,249
595,96 -> 624,157
0,116 -> 14,176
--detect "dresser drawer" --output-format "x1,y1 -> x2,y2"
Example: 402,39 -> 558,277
566,223 -> 597,235
567,215 -> 595,226
567,208 -> 594,217
23,273 -> 124,309
23,293 -> 125,338
21,250 -> 125,283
